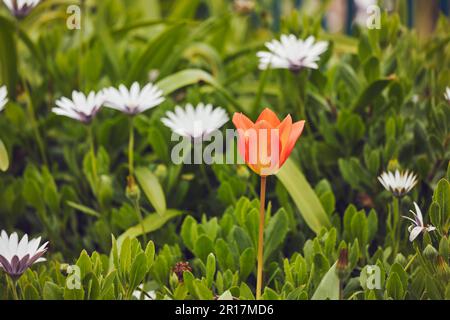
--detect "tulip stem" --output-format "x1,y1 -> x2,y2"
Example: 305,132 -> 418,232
256,175 -> 267,300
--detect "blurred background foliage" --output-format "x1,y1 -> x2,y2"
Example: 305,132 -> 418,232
0,0 -> 449,299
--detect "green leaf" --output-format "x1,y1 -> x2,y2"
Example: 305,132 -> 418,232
385,272 -> 404,300
264,209 -> 289,263
135,167 -> 167,216
239,247 -> 255,281
0,17 -> 17,97
239,282 -> 255,300
180,215 -> 198,251
129,253 -> 148,295
156,69 -> 242,112
126,23 -> 187,83
433,179 -> 450,226
117,209 -> 183,248
67,201 -> 101,218
352,77 -> 395,113
363,56 -> 380,82
76,250 -> 93,279
119,237 -> 132,275
145,241 -> 155,269
23,284 -> 40,300
43,282 -> 64,300
193,234 -> 214,263
0,138 -> 9,171
311,263 -> 340,300
276,158 -> 331,234
206,253 -> 216,287
218,290 -> 234,300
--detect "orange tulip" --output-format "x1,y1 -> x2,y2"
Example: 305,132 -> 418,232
233,108 -> 305,176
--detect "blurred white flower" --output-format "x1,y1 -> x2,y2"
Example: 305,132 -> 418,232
378,169 -> 418,197
53,90 -> 104,123
0,85 -> 7,112
402,202 -> 436,242
161,103 -> 229,139
257,35 -> 328,71
103,82 -> 164,115
132,284 -> 156,300
444,87 -> 450,102
0,230 -> 48,279
2,0 -> 41,18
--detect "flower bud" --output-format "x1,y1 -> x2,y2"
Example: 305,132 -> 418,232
154,164 -> 168,180
394,253 -> 406,266
172,261 -> 192,282
336,248 -> 349,280
126,175 -> 140,201
387,159 -> 400,172
437,256 -> 450,281
423,244 -> 438,261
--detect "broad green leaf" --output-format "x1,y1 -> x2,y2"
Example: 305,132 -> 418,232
128,253 -> 148,295
276,158 -> 331,234
117,209 -> 183,248
264,209 -> 289,263
43,282 -> 64,300
239,247 -> 255,281
311,263 -> 339,300
135,167 -> 166,216
385,272 -> 404,300
193,234 -> 214,263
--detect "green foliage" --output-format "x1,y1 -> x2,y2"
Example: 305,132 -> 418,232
0,0 -> 449,301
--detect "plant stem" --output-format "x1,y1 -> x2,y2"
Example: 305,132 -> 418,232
128,117 -> 135,177
393,196 -> 400,255
339,280 -> 344,300
7,277 -> 19,300
87,124 -> 98,190
404,253 -> 418,271
133,197 -> 147,244
256,175 -> 267,300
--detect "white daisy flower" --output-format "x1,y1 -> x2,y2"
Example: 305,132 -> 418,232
257,34 -> 328,71
132,284 -> 156,300
2,0 -> 41,18
378,169 -> 418,197
0,230 -> 48,279
0,85 -> 7,112
444,87 -> 450,102
53,90 -> 104,124
161,103 -> 229,139
402,202 -> 436,242
103,82 -> 165,115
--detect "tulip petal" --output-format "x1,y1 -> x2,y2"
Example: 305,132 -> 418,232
232,113 -> 254,130
277,115 -> 292,154
256,108 -> 281,128
280,120 -> 305,166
